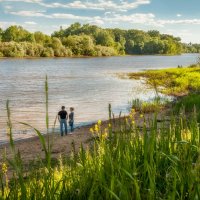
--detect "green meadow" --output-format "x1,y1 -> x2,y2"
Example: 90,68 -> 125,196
129,65 -> 200,96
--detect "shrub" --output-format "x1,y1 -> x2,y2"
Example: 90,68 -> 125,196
41,47 -> 54,57
94,45 -> 117,56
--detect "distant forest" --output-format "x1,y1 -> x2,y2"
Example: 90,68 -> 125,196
0,22 -> 200,57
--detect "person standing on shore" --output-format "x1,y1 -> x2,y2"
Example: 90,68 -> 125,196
69,107 -> 74,133
58,106 -> 68,136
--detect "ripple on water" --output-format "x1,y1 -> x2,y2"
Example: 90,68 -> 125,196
0,54 -> 198,144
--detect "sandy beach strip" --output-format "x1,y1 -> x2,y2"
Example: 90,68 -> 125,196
0,110 -> 169,179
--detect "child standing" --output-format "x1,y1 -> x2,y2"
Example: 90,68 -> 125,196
69,107 -> 74,133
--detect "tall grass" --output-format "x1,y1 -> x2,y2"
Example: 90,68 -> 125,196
173,93 -> 200,121
128,66 -> 200,96
130,98 -> 168,113
0,79 -> 200,199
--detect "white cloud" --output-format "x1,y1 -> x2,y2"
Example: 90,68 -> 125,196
177,14 -> 182,17
48,13 -> 91,20
25,21 -> 37,25
103,13 -> 200,27
157,19 -> 200,26
7,10 -> 101,21
0,21 -> 18,29
0,0 -> 42,2
165,29 -> 194,43
89,16 -> 105,25
38,0 -> 150,12
4,5 -> 12,9
104,13 -> 158,26
0,0 -> 150,11
8,10 -> 46,17
6,8 -> 200,30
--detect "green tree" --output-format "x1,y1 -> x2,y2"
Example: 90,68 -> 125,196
0,28 -> 3,41
1,42 -> 25,57
144,39 -> 165,54
63,35 -> 95,56
41,47 -> 54,57
125,39 -> 135,54
63,22 -> 81,36
49,37 -> 62,49
147,30 -> 160,38
34,32 -> 51,45
94,45 -> 117,56
2,26 -> 32,42
95,30 -> 115,47
51,26 -> 65,38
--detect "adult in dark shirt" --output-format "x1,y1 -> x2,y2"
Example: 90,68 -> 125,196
58,106 -> 68,136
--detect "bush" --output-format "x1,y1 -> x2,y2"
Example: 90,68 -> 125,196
94,45 -> 117,56
54,46 -> 72,57
41,47 -> 54,57
131,98 -> 165,113
0,42 -> 25,57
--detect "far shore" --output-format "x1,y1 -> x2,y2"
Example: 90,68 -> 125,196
0,53 -> 193,60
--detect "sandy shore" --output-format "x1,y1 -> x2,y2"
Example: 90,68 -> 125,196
0,123 -> 93,163
0,110 -> 169,179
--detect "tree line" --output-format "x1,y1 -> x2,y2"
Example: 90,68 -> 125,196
0,23 -> 199,58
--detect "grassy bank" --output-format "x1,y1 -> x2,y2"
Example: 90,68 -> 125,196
0,108 -> 199,199
128,65 -> 200,96
129,64 -> 200,121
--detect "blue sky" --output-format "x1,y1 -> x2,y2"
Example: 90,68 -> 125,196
0,0 -> 200,43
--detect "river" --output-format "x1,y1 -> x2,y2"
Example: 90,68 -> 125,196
0,54 -> 198,144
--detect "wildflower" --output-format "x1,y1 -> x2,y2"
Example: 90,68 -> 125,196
130,108 -> 136,115
181,129 -> 191,141
89,128 -> 94,133
102,132 -> 108,140
129,108 -> 136,119
1,163 -> 7,174
131,108 -> 135,113
140,114 -> 144,118
54,168 -> 63,181
108,123 -> 112,128
97,120 -> 102,125
131,120 -> 135,125
94,124 -> 99,132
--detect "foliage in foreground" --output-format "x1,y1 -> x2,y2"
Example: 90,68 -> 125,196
173,93 -> 200,121
130,98 -> 169,114
0,107 -> 199,199
128,66 -> 200,96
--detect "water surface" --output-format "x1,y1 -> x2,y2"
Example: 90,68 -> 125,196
0,54 -> 198,143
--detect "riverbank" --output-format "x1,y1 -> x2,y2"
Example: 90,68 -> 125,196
1,99 -> 199,199
128,65 -> 200,96
0,107 -> 170,179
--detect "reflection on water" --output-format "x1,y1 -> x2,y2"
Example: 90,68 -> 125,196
0,54 -> 198,144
